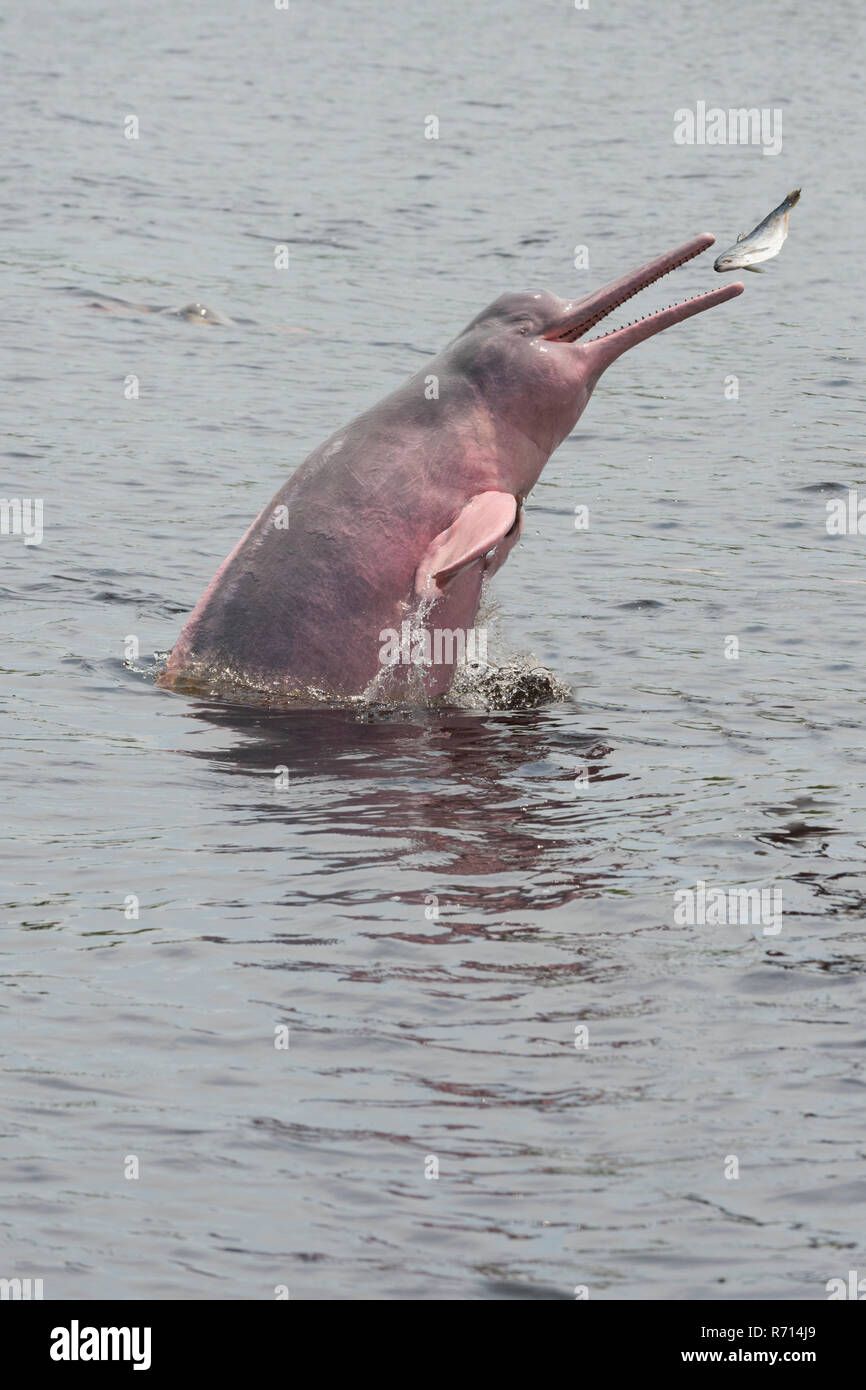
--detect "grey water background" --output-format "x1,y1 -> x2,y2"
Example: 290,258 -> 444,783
2,0 -> 864,1300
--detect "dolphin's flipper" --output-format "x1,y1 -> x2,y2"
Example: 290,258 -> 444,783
415,491 -> 520,596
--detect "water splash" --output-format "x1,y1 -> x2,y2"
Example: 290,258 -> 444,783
152,591 -> 570,713
447,653 -> 571,710
360,594 -> 438,704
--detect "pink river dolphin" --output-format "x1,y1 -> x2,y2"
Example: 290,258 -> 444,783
161,233 -> 743,701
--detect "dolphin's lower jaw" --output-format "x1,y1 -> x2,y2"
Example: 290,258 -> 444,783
542,233 -> 744,373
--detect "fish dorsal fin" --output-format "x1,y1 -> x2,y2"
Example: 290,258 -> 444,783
736,231 -> 747,243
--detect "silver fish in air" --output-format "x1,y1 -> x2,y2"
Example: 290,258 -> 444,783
714,189 -> 801,273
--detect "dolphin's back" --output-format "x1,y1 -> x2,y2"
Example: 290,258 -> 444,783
164,371 -> 493,695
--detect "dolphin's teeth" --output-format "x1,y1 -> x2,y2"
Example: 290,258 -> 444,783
563,241 -> 713,343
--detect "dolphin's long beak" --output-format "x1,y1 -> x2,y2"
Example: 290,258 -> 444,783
543,234 -> 744,369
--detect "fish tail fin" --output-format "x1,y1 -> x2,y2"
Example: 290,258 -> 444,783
786,189 -> 801,206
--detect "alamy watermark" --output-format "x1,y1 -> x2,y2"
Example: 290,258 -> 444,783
50,1321 -> 151,1370
826,1270 -> 866,1299
674,880 -> 783,935
673,102 -> 782,157
379,622 -> 488,669
0,497 -> 43,545
826,490 -> 866,535
1,1276 -> 44,1299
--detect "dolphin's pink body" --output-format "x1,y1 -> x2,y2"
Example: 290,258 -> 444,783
163,235 -> 743,699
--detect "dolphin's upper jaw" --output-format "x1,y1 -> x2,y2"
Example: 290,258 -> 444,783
540,234 -> 744,360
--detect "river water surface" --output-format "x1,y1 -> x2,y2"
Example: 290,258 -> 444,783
1,0 -> 864,1299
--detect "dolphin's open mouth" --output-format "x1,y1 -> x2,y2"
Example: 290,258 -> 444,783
543,234 -> 744,353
